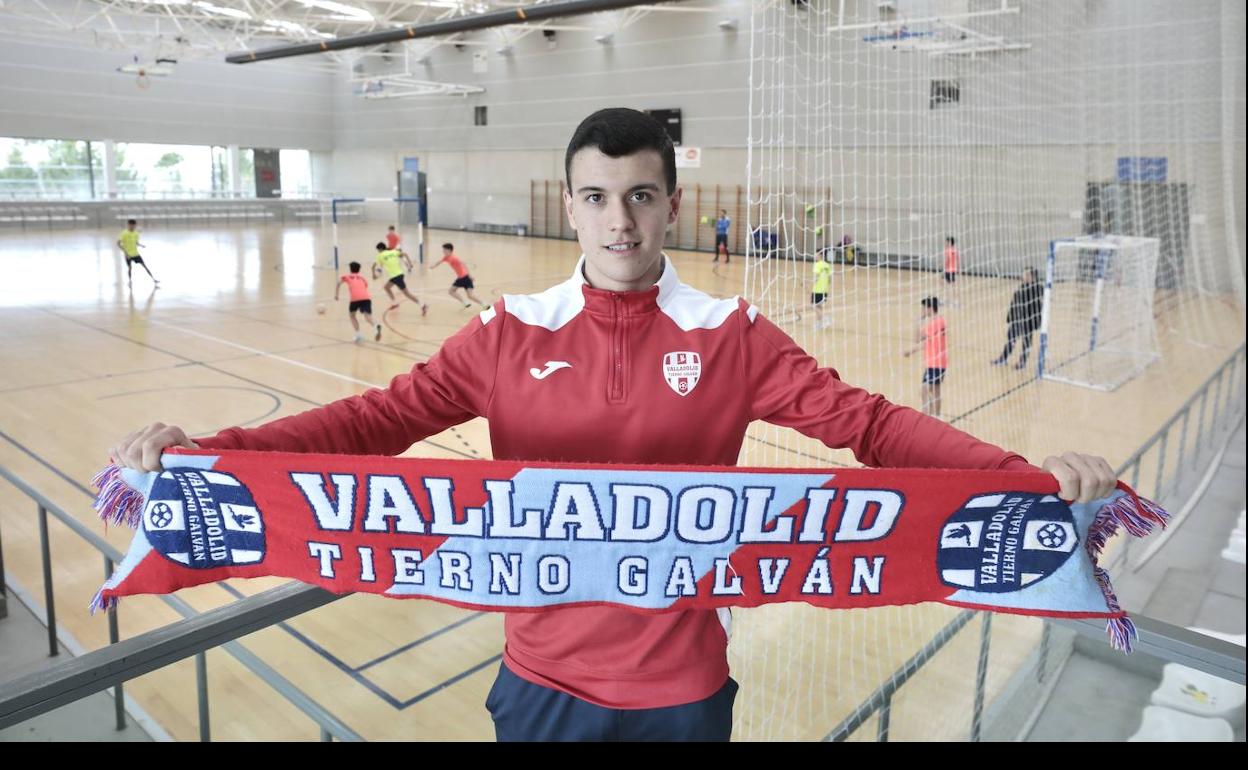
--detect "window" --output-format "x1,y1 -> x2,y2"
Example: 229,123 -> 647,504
0,137 -> 99,199
930,79 -> 960,109
114,142 -> 213,198
278,149 -> 313,197
211,146 -> 257,198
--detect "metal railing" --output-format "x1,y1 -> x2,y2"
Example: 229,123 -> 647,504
1111,344 -> 1246,569
0,199 -> 327,230
829,342 -> 1247,741
824,609 -> 981,742
0,465 -> 361,741
0,188 -> 324,202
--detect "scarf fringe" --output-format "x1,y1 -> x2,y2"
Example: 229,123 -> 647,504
92,464 -> 145,529
88,588 -> 118,615
1085,484 -> 1171,653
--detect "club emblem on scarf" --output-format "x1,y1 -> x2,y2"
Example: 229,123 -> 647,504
143,469 -> 266,569
937,492 -> 1078,592
662,351 -> 702,396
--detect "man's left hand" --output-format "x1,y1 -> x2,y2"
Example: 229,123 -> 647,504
1041,452 -> 1118,503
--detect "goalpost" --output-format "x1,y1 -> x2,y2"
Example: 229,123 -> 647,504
1038,235 -> 1162,391
326,196 -> 426,270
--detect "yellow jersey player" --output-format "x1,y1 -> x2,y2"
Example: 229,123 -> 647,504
372,242 -> 428,315
812,251 -> 831,328
117,219 -> 159,288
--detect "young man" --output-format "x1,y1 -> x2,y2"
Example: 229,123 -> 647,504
904,296 -> 947,417
372,242 -> 428,315
943,236 -> 959,284
992,267 -> 1044,371
117,219 -> 159,288
431,242 -> 489,310
713,209 -> 731,263
385,225 -> 401,251
942,235 -> 960,305
811,250 -> 831,329
335,261 -> 382,343
109,108 -> 1118,742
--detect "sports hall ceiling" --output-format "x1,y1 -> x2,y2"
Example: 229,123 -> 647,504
0,0 -> 727,68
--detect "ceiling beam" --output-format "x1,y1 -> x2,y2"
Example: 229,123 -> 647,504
225,0 -> 680,63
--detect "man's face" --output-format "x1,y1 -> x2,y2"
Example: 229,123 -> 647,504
564,148 -> 681,292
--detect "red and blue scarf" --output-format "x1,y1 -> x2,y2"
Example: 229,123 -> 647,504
92,448 -> 1167,651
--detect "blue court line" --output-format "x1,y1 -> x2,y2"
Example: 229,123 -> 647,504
355,612 -> 487,672
400,655 -> 502,708
215,582 -> 494,710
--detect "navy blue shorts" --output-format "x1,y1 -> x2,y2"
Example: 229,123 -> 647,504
452,275 -> 475,290
387,274 -> 407,291
923,367 -> 947,385
486,663 -> 738,742
348,300 -> 372,314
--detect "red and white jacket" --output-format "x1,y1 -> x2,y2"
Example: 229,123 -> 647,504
198,255 -> 1032,709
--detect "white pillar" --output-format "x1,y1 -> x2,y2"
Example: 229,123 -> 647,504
228,144 -> 242,198
103,139 -> 117,199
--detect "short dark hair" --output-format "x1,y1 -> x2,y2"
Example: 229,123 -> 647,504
921,296 -> 940,312
946,236 -> 955,246
349,261 -> 361,273
565,108 -> 677,195
127,219 -> 137,225
375,242 -> 387,250
388,225 -> 396,231
442,242 -> 454,251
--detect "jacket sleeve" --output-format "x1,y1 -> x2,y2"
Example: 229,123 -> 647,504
739,302 -> 1035,471
197,304 -> 505,456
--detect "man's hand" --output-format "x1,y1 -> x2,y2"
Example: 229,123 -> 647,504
108,423 -> 199,472
1041,452 -> 1118,503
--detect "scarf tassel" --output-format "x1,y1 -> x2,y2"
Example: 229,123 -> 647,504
1084,483 -> 1170,652
91,464 -> 145,529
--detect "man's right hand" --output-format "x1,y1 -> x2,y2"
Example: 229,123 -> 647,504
108,423 -> 199,471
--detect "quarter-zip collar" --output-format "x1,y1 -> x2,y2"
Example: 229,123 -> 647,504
572,254 -> 680,316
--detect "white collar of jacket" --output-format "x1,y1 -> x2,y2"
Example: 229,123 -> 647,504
495,253 -> 747,332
